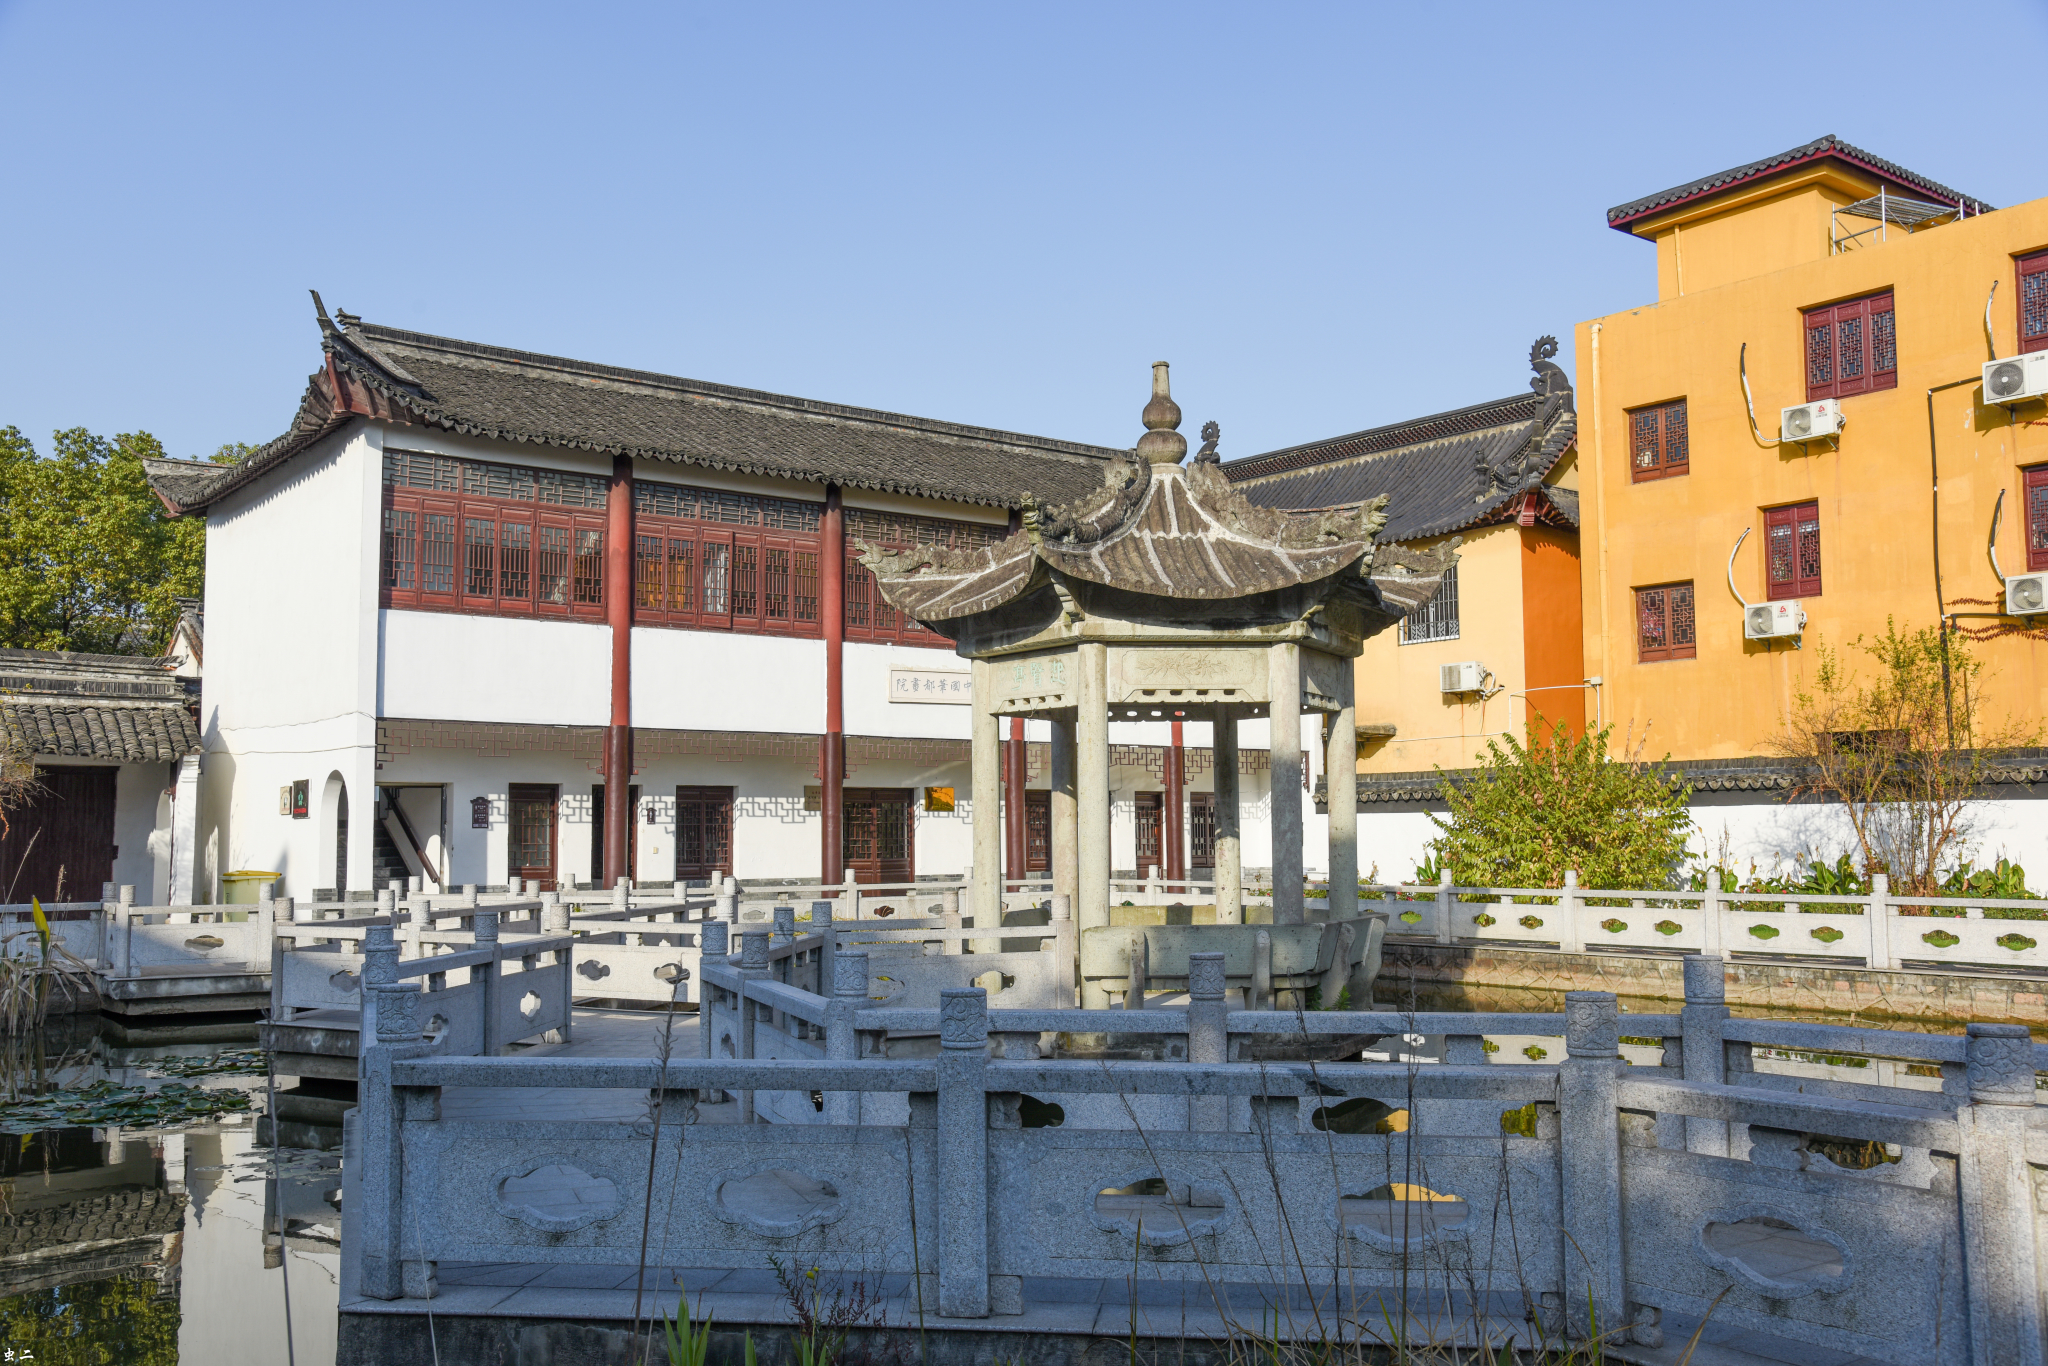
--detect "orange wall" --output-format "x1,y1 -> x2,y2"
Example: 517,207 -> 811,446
1578,188 -> 2048,761
1519,525 -> 1586,738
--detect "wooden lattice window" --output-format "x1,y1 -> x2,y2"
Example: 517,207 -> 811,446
381,450 -> 606,621
1635,583 -> 1696,663
1766,501 -> 1822,598
1629,400 -> 1688,482
2020,251 -> 2048,356
2026,465 -> 2048,572
1805,292 -> 1897,401
842,508 -> 1005,649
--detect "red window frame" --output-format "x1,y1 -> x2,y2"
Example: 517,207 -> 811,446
629,482 -> 824,637
2025,465 -> 2048,572
1635,582 -> 1696,663
1805,292 -> 1897,401
843,507 -> 1006,649
382,450 -> 608,622
2019,251 -> 2048,356
1765,501 -> 1822,599
1628,399 -> 1689,483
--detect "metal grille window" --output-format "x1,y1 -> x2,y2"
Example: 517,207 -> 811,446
1805,292 -> 1897,400
2026,465 -> 2048,572
2021,251 -> 2048,356
1399,564 -> 1460,643
1636,582 -> 1697,663
1766,501 -> 1823,598
1629,399 -> 1688,482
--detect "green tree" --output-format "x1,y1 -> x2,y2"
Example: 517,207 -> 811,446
0,426 -> 207,655
1764,620 -> 2040,895
1426,720 -> 1695,890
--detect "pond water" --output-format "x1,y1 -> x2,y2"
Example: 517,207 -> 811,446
0,1014 -> 340,1366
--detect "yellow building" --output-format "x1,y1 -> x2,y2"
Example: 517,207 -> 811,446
1577,134 -> 2046,763
1226,340 -> 1584,776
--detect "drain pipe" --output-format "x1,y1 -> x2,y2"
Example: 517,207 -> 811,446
1926,375 -> 1982,749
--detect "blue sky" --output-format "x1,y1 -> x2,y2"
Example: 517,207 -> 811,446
3,1 -> 2044,464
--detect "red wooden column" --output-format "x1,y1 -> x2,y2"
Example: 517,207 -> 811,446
1004,718 -> 1027,889
1163,717 -> 1186,887
604,455 -> 634,888
820,486 -> 846,885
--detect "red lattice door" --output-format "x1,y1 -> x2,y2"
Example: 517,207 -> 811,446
508,784 -> 559,891
1134,792 -> 1163,875
844,788 -> 914,884
675,786 -> 735,884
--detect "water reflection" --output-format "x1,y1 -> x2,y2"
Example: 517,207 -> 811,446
0,1017 -> 341,1366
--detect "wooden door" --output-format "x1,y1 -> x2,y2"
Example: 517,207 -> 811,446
674,786 -> 735,884
1134,791 -> 1163,875
508,784 -> 559,890
1189,791 -> 1216,873
0,767 -> 116,903
844,788 -> 914,884
590,784 -> 640,885
1024,790 -> 1051,875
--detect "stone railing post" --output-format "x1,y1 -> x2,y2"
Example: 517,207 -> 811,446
361,922 -> 401,1042
1434,869 -> 1456,945
540,891 -> 569,935
936,988 -> 990,1317
771,903 -> 795,946
824,950 -> 868,1126
612,878 -> 630,912
1251,929 -> 1272,1011
844,870 -> 860,920
698,920 -> 729,1099
377,887 -> 397,922
1146,864 -> 1163,901
1680,955 -> 1731,1156
810,899 -> 835,991
358,977 -> 436,1300
1558,870 -> 1583,955
104,893 -> 129,976
472,911 -> 501,1055
1699,879 -> 1724,958
1559,992 -> 1626,1341
1959,1022 -> 2043,1363
1865,873 -> 1893,972
714,878 -> 737,923
267,896 -> 296,1023
737,930 -> 770,1123
1048,894 -> 1076,1003
1188,953 -> 1227,1131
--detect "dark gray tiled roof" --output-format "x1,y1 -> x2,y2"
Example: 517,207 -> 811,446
140,458 -> 225,511
1222,341 -> 1577,543
1606,134 -> 1991,231
0,649 -> 199,762
148,296 -> 1124,515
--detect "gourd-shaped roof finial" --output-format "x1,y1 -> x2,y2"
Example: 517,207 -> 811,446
1136,362 -> 1188,466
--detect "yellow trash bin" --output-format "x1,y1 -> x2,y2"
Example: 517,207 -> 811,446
221,869 -> 281,905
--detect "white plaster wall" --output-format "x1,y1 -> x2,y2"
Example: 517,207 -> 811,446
381,612 -> 610,726
1691,799 -> 2048,884
843,641 -> 972,740
376,746 -> 983,887
200,422 -> 383,901
1356,810 -> 1446,885
633,629 -> 824,734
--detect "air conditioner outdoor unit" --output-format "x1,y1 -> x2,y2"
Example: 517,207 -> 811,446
1780,399 -> 1843,442
1744,601 -> 1807,640
2007,572 -> 2048,617
1984,353 -> 2048,404
1440,661 -> 1486,694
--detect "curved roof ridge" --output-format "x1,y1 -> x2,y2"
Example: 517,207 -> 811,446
357,322 -> 1124,462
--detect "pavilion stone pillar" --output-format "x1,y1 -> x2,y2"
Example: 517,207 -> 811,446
1268,642 -> 1304,926
1076,642 -> 1111,938
1050,715 -> 1078,908
970,659 -> 1003,927
1212,704 -> 1241,925
1325,653 -> 1357,924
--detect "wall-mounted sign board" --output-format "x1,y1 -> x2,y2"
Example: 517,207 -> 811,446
888,668 -> 971,704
